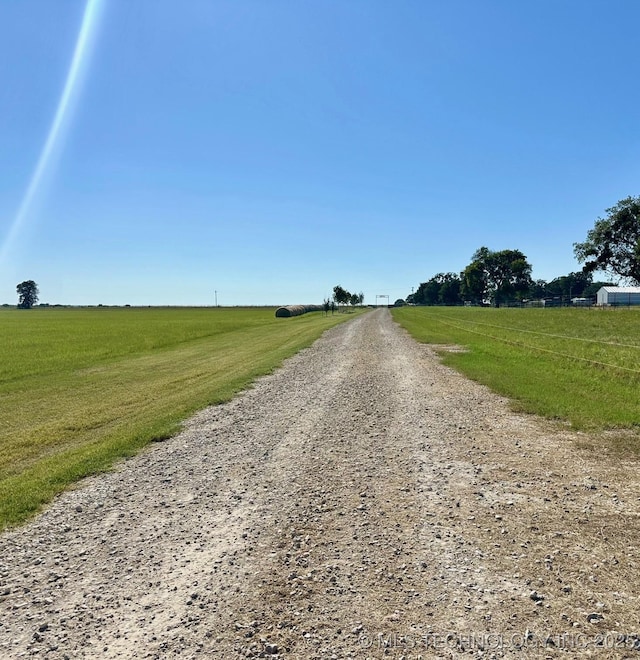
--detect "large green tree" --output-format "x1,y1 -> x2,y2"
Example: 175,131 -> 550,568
16,280 -> 39,309
462,247 -> 532,307
574,196 -> 640,284
413,273 -> 462,305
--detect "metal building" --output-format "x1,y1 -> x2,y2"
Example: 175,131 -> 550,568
596,286 -> 640,306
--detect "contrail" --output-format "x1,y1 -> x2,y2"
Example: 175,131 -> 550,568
0,0 -> 104,267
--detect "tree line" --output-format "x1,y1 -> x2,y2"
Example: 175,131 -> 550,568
405,196 -> 640,307
330,285 -> 364,311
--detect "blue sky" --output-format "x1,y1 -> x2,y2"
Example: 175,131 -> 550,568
1,1 -> 639,306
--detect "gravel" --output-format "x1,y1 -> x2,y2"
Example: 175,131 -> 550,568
1,308 -> 640,658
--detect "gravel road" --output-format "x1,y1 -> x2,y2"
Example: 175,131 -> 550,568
1,309 -> 640,659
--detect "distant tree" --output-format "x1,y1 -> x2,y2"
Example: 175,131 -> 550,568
571,271 -> 593,297
415,278 -> 441,305
583,281 -> 615,298
574,196 -> 640,284
349,292 -> 360,307
438,273 -> 462,305
411,273 -> 462,305
543,279 -> 562,298
462,247 -> 533,307
394,298 -> 406,306
460,260 -> 488,305
16,280 -> 39,309
323,298 -> 331,315
412,283 -> 427,305
357,291 -> 364,306
546,271 -> 592,298
528,279 -> 548,299
332,285 -> 350,310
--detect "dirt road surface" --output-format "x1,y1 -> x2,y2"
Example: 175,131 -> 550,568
1,309 -> 640,659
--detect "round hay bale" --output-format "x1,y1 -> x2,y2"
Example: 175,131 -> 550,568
275,305 -> 322,318
275,306 -> 293,317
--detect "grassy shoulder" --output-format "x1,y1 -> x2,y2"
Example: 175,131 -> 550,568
0,306 -> 362,529
392,306 -> 640,440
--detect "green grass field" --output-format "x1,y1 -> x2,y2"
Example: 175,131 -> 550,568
393,306 -> 640,438
0,306 -> 358,529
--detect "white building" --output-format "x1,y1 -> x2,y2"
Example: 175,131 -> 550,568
596,286 -> 640,306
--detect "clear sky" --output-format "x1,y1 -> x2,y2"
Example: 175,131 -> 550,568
1,1 -> 639,306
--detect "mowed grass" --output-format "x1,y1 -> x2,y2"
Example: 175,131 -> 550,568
0,306 -> 359,529
392,306 -> 640,437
